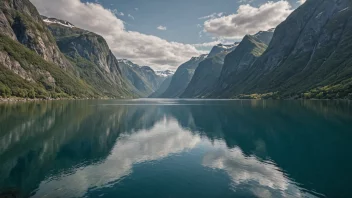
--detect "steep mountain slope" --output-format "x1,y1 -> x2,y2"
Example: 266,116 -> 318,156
209,35 -> 269,98
181,29 -> 273,99
208,43 -> 239,58
47,19 -> 163,97
180,44 -> 238,98
46,22 -> 134,97
0,34 -> 96,98
149,76 -> 173,98
0,0 -> 107,98
117,60 -> 164,97
159,54 -> 207,98
0,0 -> 71,69
217,0 -> 352,99
253,28 -> 275,45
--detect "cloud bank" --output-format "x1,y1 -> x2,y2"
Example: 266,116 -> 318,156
203,1 -> 293,39
30,0 -> 202,70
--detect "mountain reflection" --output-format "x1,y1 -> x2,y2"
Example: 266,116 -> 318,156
0,100 -> 351,198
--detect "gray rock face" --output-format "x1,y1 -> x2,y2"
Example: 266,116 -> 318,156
0,0 -> 72,69
253,28 -> 275,45
208,43 -> 239,58
0,51 -> 33,81
180,43 -> 239,98
159,54 -> 208,98
219,0 -> 352,98
149,76 -> 173,98
208,35 -> 268,98
47,23 -> 136,97
118,60 -> 164,97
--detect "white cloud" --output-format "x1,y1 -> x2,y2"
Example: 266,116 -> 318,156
203,1 -> 293,39
30,0 -> 202,70
157,25 -> 167,31
298,0 -> 306,5
193,41 -> 222,48
193,39 -> 238,48
127,13 -> 135,20
199,12 -> 223,20
238,0 -> 254,3
111,9 -> 124,16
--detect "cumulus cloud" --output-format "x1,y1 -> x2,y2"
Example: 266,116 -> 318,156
157,25 -> 167,31
203,1 -> 293,39
30,0 -> 202,70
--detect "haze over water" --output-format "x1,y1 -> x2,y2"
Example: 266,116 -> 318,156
0,99 -> 352,198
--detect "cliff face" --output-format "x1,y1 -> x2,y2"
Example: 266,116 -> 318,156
117,60 -> 164,97
0,0 -> 135,99
149,76 -> 173,98
160,54 -> 208,98
208,35 -> 268,98
0,0 -> 72,69
48,23 -> 134,97
218,0 -> 352,99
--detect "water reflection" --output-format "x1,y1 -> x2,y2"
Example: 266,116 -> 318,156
0,100 -> 351,198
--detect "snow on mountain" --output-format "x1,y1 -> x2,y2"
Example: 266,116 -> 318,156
208,43 -> 239,57
155,70 -> 175,77
42,16 -> 75,28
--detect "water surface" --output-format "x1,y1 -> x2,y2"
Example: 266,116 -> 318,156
0,99 -> 352,198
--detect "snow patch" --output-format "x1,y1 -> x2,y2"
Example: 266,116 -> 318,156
43,18 -> 75,28
155,70 -> 175,77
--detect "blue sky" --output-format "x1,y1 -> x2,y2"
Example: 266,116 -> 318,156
31,0 -> 305,70
85,0 -> 302,44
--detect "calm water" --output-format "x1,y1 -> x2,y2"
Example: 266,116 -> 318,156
0,100 -> 352,198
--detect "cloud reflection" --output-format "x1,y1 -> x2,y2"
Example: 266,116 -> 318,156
32,118 -> 201,198
201,140 -> 311,197
32,114 -> 317,198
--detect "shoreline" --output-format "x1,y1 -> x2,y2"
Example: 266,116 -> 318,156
1,97 -> 351,103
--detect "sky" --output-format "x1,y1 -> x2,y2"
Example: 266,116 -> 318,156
30,0 -> 306,71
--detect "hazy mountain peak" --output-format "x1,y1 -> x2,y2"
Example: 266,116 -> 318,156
253,29 -> 275,45
155,70 -> 175,77
208,43 -> 239,58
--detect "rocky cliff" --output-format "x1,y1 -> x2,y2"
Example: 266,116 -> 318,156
159,54 -> 207,98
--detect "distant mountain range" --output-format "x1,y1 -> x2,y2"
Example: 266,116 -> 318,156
0,0 -> 351,100
153,0 -> 352,100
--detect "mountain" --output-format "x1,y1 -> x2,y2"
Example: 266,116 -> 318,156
0,0 -> 110,99
208,43 -> 239,58
148,76 -> 173,98
211,0 -> 352,99
46,21 -> 135,97
180,43 -> 238,98
208,33 -> 271,98
159,54 -> 208,98
41,15 -> 75,28
155,70 -> 175,78
117,60 -> 164,97
253,28 -> 275,45
0,0 -> 72,69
